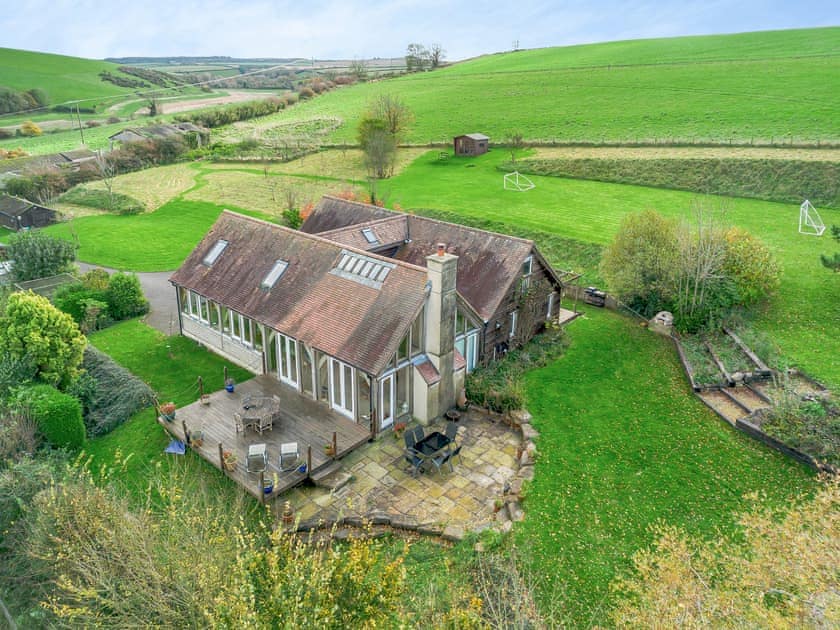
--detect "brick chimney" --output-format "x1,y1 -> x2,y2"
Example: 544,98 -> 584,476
425,245 -> 458,419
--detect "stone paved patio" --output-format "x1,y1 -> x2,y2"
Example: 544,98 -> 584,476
277,409 -> 522,534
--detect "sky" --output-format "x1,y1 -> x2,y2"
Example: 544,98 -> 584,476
2,0 -> 838,60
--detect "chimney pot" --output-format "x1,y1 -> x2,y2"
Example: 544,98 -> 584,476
437,243 -> 445,256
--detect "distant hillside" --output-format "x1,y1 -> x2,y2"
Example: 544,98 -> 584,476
0,48 -> 144,108
265,27 -> 840,145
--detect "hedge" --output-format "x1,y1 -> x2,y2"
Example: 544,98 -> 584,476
23,384 -> 85,449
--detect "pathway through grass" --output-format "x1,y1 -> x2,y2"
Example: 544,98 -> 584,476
518,308 -> 815,625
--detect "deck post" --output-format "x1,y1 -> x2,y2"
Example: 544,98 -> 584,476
182,420 -> 190,444
332,431 -> 337,459
370,408 -> 378,440
198,376 -> 204,398
218,442 -> 224,469
307,445 -> 312,480
259,471 -> 265,504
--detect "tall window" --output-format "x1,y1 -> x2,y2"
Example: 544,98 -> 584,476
509,310 -> 518,339
520,256 -> 533,292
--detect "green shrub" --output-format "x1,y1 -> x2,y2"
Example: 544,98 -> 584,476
466,327 -> 569,412
59,186 -> 145,215
22,384 -> 85,449
106,272 -> 148,320
761,392 -> 839,467
77,345 -> 153,436
53,282 -> 107,323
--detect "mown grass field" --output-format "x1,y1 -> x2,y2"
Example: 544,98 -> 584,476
213,27 -> 840,145
520,307 -> 815,625
379,149 -> 840,388
41,198 -> 274,271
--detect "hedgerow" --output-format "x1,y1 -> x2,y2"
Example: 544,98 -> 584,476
21,384 -> 85,449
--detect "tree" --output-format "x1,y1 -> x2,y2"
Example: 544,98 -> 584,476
405,43 -> 428,72
369,94 -> 414,142
428,43 -> 446,68
723,227 -> 781,304
349,58 -> 368,81
508,132 -> 525,163
358,116 -> 397,181
95,151 -> 117,211
105,272 -> 148,320
600,210 -> 679,316
612,480 -> 840,628
282,189 -> 302,229
0,291 -> 86,388
6,230 -> 77,282
820,225 -> 840,273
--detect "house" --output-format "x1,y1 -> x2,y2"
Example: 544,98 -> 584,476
301,196 -> 566,367
454,133 -> 489,156
0,194 -> 58,231
171,197 -> 566,435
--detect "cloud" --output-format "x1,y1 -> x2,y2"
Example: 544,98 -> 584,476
2,0 -> 838,59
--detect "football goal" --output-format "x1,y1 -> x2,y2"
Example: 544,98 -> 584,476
799,200 -> 826,236
503,171 -> 535,192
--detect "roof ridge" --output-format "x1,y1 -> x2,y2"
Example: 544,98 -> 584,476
320,195 -> 399,215
220,210 -> 428,275
408,213 -> 534,246
316,213 -> 407,238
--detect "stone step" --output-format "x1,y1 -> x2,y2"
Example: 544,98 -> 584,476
311,461 -> 351,491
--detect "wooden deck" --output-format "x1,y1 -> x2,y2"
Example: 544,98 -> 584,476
160,375 -> 371,500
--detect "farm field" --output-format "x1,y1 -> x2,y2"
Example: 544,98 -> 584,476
378,150 -> 840,388
213,28 -> 840,145
520,307 -> 815,625
531,146 -> 840,161
0,47 -> 139,105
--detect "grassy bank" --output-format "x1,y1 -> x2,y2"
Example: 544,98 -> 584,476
508,157 -> 840,208
519,308 -> 815,625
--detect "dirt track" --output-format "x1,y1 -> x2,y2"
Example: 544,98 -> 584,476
133,90 -> 278,116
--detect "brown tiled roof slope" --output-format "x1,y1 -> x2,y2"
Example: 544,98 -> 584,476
316,214 -> 408,252
301,196 -> 396,234
304,196 -> 539,322
170,211 -> 428,375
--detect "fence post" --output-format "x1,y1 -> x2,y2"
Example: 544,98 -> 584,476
218,442 -> 224,469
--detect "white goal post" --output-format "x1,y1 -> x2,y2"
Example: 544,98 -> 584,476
503,171 -> 535,192
799,200 -> 826,236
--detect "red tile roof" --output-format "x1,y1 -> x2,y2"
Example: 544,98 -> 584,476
170,211 -> 428,375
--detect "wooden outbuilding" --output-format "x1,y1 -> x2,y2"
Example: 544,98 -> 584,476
453,133 -> 489,156
0,194 -> 58,231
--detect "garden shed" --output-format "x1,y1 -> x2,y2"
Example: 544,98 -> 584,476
0,194 -> 58,231
453,133 -> 490,156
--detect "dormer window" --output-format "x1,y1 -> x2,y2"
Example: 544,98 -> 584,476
261,260 -> 288,289
203,239 -> 228,266
361,227 -> 379,244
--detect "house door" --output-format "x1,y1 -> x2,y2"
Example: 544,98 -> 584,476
379,373 -> 395,430
277,334 -> 298,388
329,358 -> 355,419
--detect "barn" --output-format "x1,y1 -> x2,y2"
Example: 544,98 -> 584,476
453,133 -> 490,156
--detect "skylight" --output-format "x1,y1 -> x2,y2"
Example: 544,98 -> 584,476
261,260 -> 288,289
361,227 -> 379,244
332,249 -> 394,288
203,239 -> 228,266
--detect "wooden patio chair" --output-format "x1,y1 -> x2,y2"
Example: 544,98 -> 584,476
256,412 -> 274,435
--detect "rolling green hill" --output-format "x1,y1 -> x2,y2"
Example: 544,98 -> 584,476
0,48 -> 143,109
246,27 -> 840,145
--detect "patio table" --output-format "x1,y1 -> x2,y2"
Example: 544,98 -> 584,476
415,431 -> 452,457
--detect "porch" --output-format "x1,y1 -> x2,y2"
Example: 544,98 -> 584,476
160,375 -> 371,500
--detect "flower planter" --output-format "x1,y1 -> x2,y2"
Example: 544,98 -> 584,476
225,383 -> 235,393
190,430 -> 204,448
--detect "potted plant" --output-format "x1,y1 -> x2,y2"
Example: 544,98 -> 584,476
281,500 -> 295,523
393,421 -> 407,439
222,450 -> 237,471
324,443 -> 335,457
160,402 -> 176,422
225,377 -> 235,393
189,430 -> 204,448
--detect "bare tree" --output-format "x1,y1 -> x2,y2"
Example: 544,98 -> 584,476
95,152 -> 117,211
428,44 -> 446,68
369,94 -> 414,143
405,43 -> 427,72
349,58 -> 368,81
508,132 -> 525,163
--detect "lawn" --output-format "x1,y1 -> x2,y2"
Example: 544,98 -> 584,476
519,307 -> 816,625
215,28 -> 839,146
42,197 -> 275,271
380,150 -> 840,389
83,320 -> 252,487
